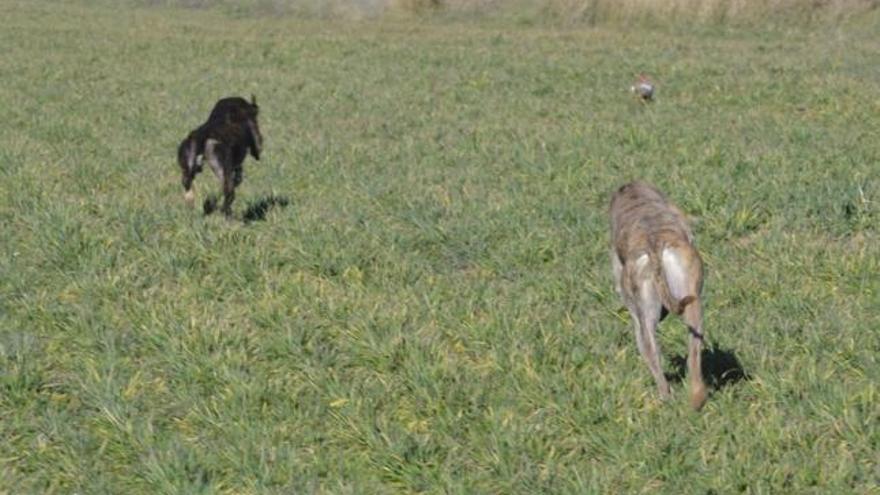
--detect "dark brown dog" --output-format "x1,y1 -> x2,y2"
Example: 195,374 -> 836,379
610,181 -> 707,410
178,96 -> 263,216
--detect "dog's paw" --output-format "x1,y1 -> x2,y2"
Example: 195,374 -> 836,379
690,384 -> 708,411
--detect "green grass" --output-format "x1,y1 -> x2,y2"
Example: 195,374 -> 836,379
1,1 -> 878,492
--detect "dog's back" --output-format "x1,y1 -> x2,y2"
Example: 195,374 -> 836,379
204,96 -> 261,160
178,96 -> 261,167
207,97 -> 258,126
611,182 -> 693,263
611,181 -> 700,313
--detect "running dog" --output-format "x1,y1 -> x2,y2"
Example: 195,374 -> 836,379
178,96 -> 263,216
610,181 -> 708,410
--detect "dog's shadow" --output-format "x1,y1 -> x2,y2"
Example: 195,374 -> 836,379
203,195 -> 220,216
243,195 -> 290,223
666,344 -> 750,391
203,194 -> 290,223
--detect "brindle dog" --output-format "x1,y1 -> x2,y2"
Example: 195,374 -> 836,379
178,96 -> 263,216
610,181 -> 708,410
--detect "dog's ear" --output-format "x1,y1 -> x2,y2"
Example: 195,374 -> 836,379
246,118 -> 262,161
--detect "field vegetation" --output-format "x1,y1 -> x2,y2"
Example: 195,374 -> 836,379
1,0 -> 878,492
138,0 -> 880,25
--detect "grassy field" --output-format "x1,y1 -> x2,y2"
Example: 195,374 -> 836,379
1,1 -> 878,492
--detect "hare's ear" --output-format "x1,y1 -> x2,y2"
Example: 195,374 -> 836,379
251,94 -> 258,109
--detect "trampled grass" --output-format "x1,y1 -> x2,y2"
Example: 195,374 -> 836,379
0,1 -> 878,492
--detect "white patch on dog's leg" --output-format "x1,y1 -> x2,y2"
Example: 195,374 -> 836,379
636,277 -> 669,399
661,248 -> 689,301
184,189 -> 195,207
205,139 -> 224,182
611,250 -> 624,297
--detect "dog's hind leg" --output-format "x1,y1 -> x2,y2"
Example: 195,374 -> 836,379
611,249 -> 624,299
178,137 -> 199,207
683,298 -> 707,410
221,168 -> 236,217
629,255 -> 670,400
638,292 -> 669,400
204,139 -> 227,215
182,172 -> 196,207
662,245 -> 707,410
205,139 -> 224,182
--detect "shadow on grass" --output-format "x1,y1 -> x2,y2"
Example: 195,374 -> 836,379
666,344 -> 750,391
202,194 -> 291,222
243,195 -> 290,223
203,194 -> 219,216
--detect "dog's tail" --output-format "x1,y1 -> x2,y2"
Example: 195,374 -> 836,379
667,292 -> 697,315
